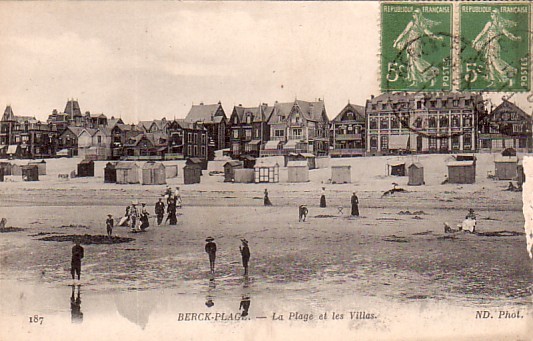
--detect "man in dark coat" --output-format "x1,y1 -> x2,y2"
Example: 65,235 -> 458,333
106,214 -> 114,237
239,238 -> 250,276
155,198 -> 165,225
71,240 -> 84,281
166,197 -> 177,225
351,192 -> 359,216
205,237 -> 217,274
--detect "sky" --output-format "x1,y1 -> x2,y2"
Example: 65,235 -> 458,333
0,1 -> 530,123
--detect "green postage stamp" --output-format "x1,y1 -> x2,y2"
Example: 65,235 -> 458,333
381,3 -> 453,92
460,3 -> 531,92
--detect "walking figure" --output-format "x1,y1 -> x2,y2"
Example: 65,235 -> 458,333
166,197 -> 177,225
351,192 -> 359,216
106,214 -> 114,237
320,187 -> 327,208
264,189 -> 272,206
299,205 -> 309,222
139,203 -> 150,231
129,202 -> 139,231
175,187 -> 182,209
239,238 -> 250,276
205,237 -> 217,274
71,239 -> 84,281
155,198 -> 165,225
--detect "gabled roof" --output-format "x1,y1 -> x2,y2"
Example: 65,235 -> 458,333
78,128 -> 98,137
170,119 -> 206,130
332,103 -> 365,122
138,121 -> 153,131
257,105 -> 275,123
294,100 -> 327,122
491,99 -> 532,122
114,123 -> 140,132
61,126 -> 85,137
231,106 -> 246,123
185,103 -> 225,123
107,118 -> 124,128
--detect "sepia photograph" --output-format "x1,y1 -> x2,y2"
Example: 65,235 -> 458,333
0,1 -> 531,340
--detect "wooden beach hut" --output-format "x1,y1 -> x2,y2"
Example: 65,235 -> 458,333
11,163 -> 22,176
164,164 -> 178,179
407,163 -> 424,186
141,162 -> 166,185
184,158 -> 202,184
116,162 -> 140,184
389,162 -> 406,176
0,167 -> 4,182
240,155 -> 256,169
331,165 -> 351,184
287,161 -> 309,183
254,160 -> 279,183
234,169 -> 255,183
494,156 -> 518,180
77,159 -> 95,177
517,162 -> 525,187
224,160 -> 243,182
21,165 -> 39,181
447,161 -> 475,184
28,160 -> 46,175
0,162 -> 12,176
104,162 -> 117,183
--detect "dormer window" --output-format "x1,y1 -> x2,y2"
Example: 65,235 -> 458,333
246,115 -> 252,124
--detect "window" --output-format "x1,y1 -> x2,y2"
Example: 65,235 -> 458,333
369,118 -> 378,129
429,137 -> 437,150
380,118 -> 389,129
293,128 -> 302,137
452,136 -> 460,150
414,117 -> 423,129
513,124 -> 522,133
428,117 -> 437,128
453,100 -> 459,107
381,103 -> 386,110
440,138 -> 448,151
246,115 -> 252,124
371,104 -> 377,110
380,135 -> 388,150
97,136 -> 102,144
489,125 -> 499,133
464,134 -> 472,150
255,129 -> 260,138
391,117 -> 399,129
451,116 -> 459,128
201,146 -> 206,156
188,145 -> 193,155
370,135 -> 378,149
492,139 -> 503,149
245,129 -> 252,139
233,129 -> 239,138
463,115 -> 472,127
346,112 -> 354,120
416,101 -> 422,109
465,99 -> 471,107
274,129 -> 284,137
234,116 -> 238,124
194,146 -> 198,155
188,132 -> 192,142
518,138 -> 527,148
194,134 -> 198,144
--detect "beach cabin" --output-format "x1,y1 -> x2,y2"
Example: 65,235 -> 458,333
287,161 -> 309,183
77,159 -> 95,177
389,162 -> 406,176
188,157 -> 208,171
11,164 -> 22,176
21,165 -> 39,181
517,162 -> 525,187
141,162 -> 166,185
331,165 -> 351,184
234,169 -> 255,183
240,155 -> 256,169
28,160 -> 46,175
284,153 -> 316,170
116,162 -> 140,184
0,162 -> 12,176
494,156 -> 518,180
224,160 -> 243,182
408,163 -> 424,186
0,167 -> 4,182
501,148 -> 517,157
254,160 -> 279,183
183,159 -> 202,184
447,161 -> 475,184
104,162 -> 117,183
165,164 -> 178,179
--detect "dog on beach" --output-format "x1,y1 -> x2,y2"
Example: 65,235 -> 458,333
299,205 -> 308,222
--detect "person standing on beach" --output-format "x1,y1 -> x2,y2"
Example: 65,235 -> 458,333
320,187 -> 327,208
174,187 -> 182,209
155,198 -> 165,225
205,237 -> 217,274
239,239 -> 250,276
71,240 -> 84,281
139,203 -> 150,231
264,189 -> 272,206
106,214 -> 114,237
166,196 -> 177,225
129,202 -> 139,232
351,192 -> 359,217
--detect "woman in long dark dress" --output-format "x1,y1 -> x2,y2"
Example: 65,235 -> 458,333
319,187 -> 327,208
351,192 -> 359,216
264,189 -> 272,206
166,197 -> 177,225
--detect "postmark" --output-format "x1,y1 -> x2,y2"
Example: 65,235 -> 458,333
459,2 -> 531,92
381,2 -> 453,92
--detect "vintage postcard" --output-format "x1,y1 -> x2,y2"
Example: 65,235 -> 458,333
0,1 -> 531,340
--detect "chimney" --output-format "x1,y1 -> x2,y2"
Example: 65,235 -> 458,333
239,104 -> 242,106
371,95 -> 375,99
200,102 -> 204,105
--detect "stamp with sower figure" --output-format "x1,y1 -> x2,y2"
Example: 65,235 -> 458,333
381,2 -> 452,92
460,3 -> 530,92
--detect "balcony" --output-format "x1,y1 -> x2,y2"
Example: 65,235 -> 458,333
334,133 -> 362,140
330,148 -> 365,158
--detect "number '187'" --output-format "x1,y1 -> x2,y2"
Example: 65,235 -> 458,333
29,315 -> 44,325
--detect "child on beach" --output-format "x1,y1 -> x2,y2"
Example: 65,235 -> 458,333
106,214 -> 114,237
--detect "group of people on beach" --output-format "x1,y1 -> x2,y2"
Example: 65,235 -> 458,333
205,237 -> 250,277
265,187 -> 361,221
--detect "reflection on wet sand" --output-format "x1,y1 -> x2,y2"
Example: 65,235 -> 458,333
70,285 -> 83,324
114,290 -> 158,330
239,295 -> 251,317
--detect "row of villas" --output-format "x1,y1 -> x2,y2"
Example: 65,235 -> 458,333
1,93 -> 531,160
